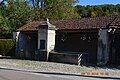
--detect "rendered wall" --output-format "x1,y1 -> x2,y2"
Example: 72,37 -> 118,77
97,29 -> 109,65
16,32 -> 27,58
47,30 -> 56,52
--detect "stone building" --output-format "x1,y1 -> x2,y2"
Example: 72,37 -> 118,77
15,15 -> 120,65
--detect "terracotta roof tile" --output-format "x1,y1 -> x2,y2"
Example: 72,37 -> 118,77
18,15 -> 120,31
110,15 -> 120,28
51,16 -> 116,30
18,21 -> 46,31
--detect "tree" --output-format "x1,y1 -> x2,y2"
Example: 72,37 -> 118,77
75,4 -> 120,18
0,0 -> 31,38
44,0 -> 79,19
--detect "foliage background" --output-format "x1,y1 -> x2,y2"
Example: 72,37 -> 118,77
0,0 -> 120,38
0,39 -> 15,56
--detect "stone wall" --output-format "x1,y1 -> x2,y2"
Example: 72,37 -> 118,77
97,29 -> 109,65
48,52 -> 89,65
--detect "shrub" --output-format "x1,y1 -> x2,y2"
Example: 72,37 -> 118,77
0,39 -> 15,56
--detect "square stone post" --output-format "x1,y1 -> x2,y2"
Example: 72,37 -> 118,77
97,29 -> 109,65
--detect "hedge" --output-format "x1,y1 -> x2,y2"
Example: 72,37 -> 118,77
0,39 -> 15,56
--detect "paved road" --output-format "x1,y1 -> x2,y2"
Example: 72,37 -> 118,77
0,69 -> 117,80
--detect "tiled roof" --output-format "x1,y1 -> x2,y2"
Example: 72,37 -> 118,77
109,15 -> 120,28
51,15 -> 116,30
18,15 -> 120,31
18,21 -> 47,31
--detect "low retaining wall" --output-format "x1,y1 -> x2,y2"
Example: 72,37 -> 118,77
16,50 -> 90,65
49,53 -> 79,64
49,52 -> 89,65
16,51 -> 47,61
34,51 -> 47,61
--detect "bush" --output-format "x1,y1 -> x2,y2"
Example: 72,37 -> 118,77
0,39 -> 15,56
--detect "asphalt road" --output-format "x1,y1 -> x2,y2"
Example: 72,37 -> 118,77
0,69 -> 117,80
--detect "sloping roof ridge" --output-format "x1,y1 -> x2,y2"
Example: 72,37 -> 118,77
106,15 -> 118,28
109,14 -> 120,27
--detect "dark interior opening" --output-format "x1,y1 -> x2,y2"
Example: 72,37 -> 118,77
55,30 -> 98,64
109,33 -> 120,65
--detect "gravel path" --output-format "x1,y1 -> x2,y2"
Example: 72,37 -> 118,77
0,59 -> 120,78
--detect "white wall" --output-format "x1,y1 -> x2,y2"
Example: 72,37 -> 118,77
47,30 -> 56,53
38,29 -> 56,52
13,32 -> 20,41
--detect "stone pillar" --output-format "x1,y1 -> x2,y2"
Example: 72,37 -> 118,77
37,19 -> 57,61
97,29 -> 109,65
16,32 -> 26,58
15,31 -> 20,57
47,30 -> 56,60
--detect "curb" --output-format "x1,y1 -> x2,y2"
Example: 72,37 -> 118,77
0,67 -> 120,79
